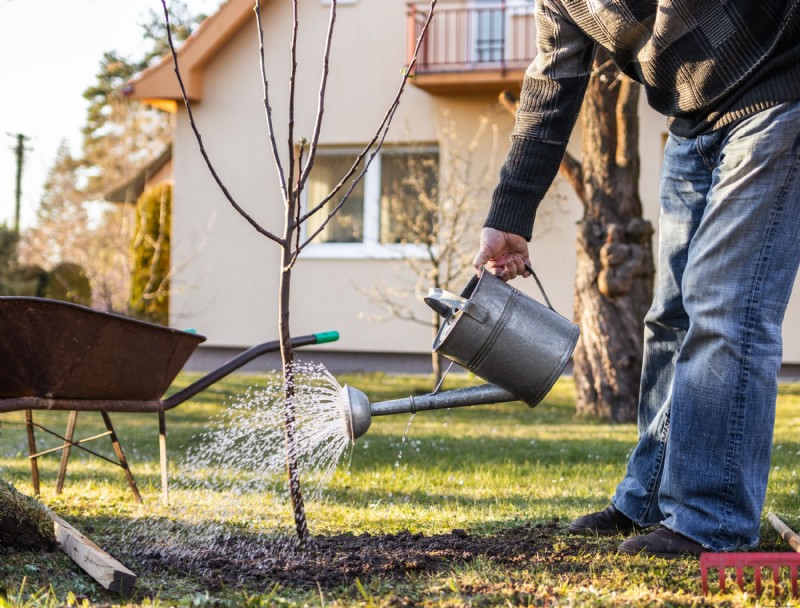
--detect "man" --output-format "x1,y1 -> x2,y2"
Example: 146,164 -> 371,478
473,0 -> 800,557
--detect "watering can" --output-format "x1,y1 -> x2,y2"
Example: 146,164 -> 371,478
342,266 -> 580,439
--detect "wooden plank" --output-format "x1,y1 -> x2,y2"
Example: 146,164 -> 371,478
50,512 -> 136,595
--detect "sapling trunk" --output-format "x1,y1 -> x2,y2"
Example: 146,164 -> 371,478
278,254 -> 308,542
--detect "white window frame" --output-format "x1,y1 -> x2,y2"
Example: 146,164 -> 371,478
301,146 -> 438,260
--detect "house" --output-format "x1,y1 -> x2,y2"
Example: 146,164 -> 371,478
105,144 -> 173,204
125,0 -> 800,373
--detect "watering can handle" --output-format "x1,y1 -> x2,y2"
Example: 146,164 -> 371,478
523,263 -> 555,310
426,264 -> 555,320
464,264 -> 555,311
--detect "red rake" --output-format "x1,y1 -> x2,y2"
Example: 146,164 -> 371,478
700,551 -> 800,597
700,513 -> 800,598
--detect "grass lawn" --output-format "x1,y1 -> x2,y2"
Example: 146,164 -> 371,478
1,372 -> 799,607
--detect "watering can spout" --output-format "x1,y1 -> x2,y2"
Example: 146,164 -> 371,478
341,383 -> 517,441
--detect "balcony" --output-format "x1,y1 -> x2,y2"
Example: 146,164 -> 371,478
406,1 -> 537,95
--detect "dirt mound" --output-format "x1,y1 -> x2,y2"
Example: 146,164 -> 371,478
133,521 -> 571,591
0,481 -> 58,552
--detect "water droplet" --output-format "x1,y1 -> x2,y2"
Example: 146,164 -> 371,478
391,412 -> 416,477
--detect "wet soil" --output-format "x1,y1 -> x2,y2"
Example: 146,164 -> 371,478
132,520 -> 583,592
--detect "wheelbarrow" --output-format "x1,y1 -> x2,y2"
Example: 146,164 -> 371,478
0,296 -> 339,503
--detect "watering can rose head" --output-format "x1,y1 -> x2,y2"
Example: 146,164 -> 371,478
341,385 -> 372,440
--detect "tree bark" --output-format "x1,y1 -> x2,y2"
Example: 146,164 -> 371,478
571,50 -> 654,421
279,225 -> 309,543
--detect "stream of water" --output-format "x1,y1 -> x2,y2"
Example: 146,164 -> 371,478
124,361 -> 353,562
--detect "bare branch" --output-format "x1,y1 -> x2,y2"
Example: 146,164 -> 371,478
254,0 -> 288,202
295,0 -> 438,251
498,89 -> 518,115
286,0 -> 300,210
559,152 -> 587,207
359,282 -> 436,328
289,138 -> 307,269
298,0 -> 337,191
160,0 -> 284,246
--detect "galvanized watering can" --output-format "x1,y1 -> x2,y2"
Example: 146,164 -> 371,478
342,266 -> 580,439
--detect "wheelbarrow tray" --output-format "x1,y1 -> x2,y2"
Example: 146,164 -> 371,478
0,297 -> 206,401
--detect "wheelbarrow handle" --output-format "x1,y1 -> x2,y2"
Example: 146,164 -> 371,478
161,331 -> 339,409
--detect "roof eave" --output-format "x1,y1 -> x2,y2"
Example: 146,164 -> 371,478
124,0 -> 253,108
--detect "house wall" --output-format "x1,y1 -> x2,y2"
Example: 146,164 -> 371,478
170,0 -> 800,366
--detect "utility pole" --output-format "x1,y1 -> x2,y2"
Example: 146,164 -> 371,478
9,133 -> 32,233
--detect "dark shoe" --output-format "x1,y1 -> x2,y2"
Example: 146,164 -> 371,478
618,527 -> 704,558
567,504 -> 643,536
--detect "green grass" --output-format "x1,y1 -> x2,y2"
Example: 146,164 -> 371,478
1,373 -> 799,607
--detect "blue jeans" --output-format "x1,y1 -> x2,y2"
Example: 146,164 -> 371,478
612,101 -> 800,551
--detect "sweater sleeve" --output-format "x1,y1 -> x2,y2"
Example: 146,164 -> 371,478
485,0 -> 596,240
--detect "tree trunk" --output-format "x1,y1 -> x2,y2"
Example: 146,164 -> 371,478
279,238 -> 309,543
571,50 -> 654,421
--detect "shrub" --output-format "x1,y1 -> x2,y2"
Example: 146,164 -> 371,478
129,183 -> 171,325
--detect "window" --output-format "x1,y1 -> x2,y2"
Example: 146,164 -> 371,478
303,147 -> 439,258
305,152 -> 365,244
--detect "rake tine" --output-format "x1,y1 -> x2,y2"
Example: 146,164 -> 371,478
700,564 -> 708,594
701,552 -> 800,598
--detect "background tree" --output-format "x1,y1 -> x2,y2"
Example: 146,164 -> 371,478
81,2 -> 202,197
17,2 -> 202,312
18,143 -> 91,269
361,115 -> 500,386
17,143 -> 126,310
502,48 -> 654,422
129,183 -> 171,325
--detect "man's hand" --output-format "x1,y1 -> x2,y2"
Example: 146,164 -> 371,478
472,227 -> 531,281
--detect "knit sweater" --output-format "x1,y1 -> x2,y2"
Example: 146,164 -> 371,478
485,0 -> 800,240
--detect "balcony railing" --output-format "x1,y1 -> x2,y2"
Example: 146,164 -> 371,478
407,1 -> 536,86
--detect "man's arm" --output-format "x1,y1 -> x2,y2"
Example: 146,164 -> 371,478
483,0 -> 596,242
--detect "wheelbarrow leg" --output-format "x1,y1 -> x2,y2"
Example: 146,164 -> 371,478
99,412 -> 142,503
56,410 -> 78,494
24,410 -> 40,495
159,411 -> 169,505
